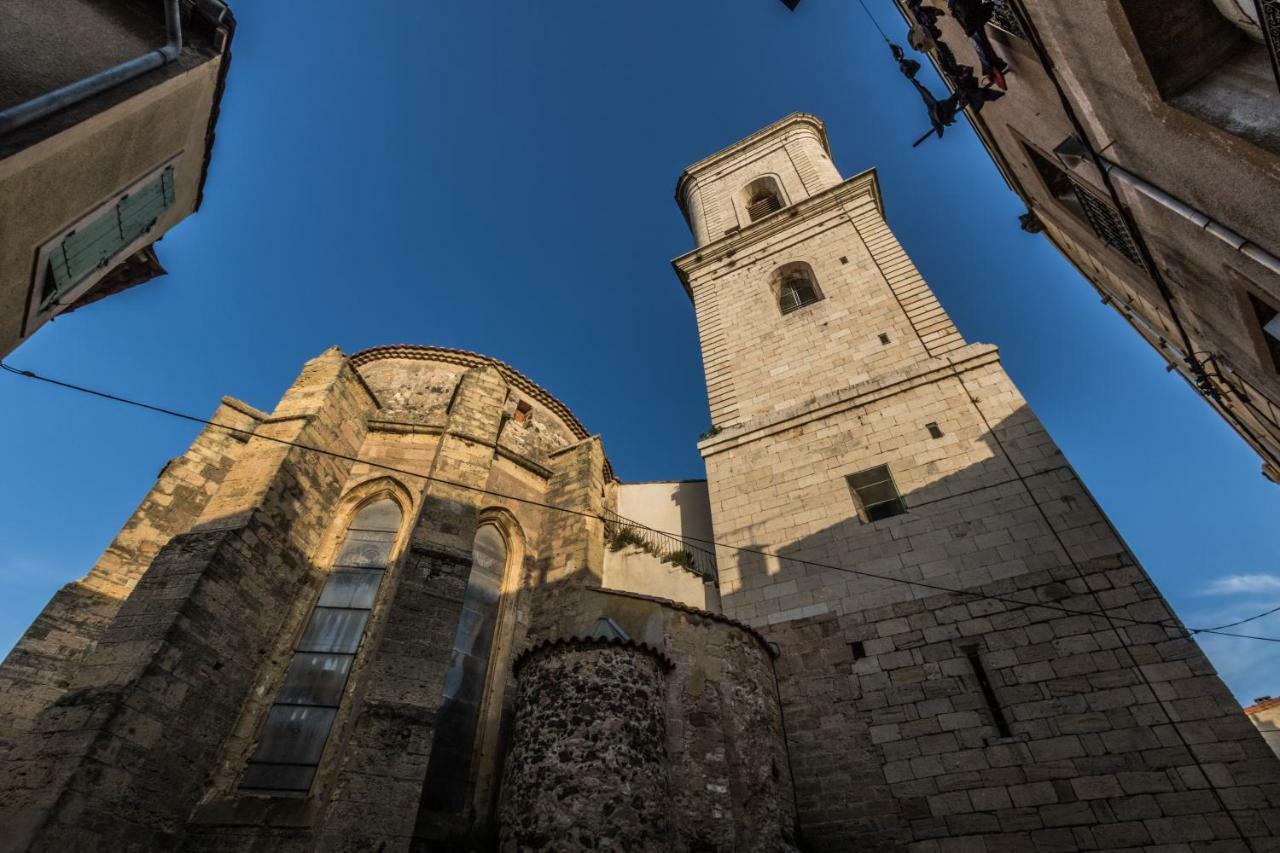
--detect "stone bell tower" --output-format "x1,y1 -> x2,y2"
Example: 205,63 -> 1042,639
673,114 -> 1280,851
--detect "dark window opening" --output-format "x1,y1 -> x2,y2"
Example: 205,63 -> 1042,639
779,276 -> 821,314
1249,292 -> 1280,372
879,332 -> 891,345
926,422 -> 944,439
850,640 -> 866,660
1026,146 -> 1146,269
847,465 -> 906,522
964,647 -> 1012,738
839,255 -> 849,264
747,190 -> 783,222
514,400 -> 532,425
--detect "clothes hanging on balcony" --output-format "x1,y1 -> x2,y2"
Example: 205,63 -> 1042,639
946,0 -> 1008,89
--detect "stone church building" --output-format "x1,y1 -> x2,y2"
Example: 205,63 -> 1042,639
1,114 -> 1277,852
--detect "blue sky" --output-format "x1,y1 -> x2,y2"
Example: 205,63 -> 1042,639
2,0 -> 1277,703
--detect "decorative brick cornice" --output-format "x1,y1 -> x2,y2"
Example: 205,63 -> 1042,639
513,635 -> 676,674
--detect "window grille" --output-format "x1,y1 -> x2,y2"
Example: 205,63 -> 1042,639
989,0 -> 1026,39
779,277 -> 821,314
747,191 -> 783,222
1260,0 -> 1280,92
241,498 -> 401,794
1070,181 -> 1147,269
847,465 -> 907,521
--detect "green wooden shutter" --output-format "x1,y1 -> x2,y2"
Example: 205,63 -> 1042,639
42,166 -> 175,310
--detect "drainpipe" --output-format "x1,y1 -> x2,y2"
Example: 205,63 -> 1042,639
1054,137 -> 1280,279
1100,161 -> 1280,278
0,0 -> 183,136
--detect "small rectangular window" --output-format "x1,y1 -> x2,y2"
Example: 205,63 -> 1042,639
926,422 -> 944,439
847,465 -> 906,521
514,400 -> 533,425
878,332 -> 891,345
850,640 -> 866,660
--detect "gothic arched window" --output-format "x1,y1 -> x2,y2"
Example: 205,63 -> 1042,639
774,261 -> 823,314
240,497 -> 403,794
420,523 -> 509,814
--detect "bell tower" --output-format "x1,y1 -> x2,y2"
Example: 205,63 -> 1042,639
672,114 -> 1280,849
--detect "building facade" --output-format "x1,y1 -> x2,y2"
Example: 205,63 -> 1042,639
0,0 -> 236,357
1,115 -> 1278,852
884,0 -> 1280,482
1246,696 -> 1280,761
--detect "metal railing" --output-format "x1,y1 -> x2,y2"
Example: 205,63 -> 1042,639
602,509 -> 718,581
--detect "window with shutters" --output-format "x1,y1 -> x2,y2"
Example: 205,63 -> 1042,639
27,160 -> 178,333
847,465 -> 907,522
772,260 -> 824,315
240,497 -> 403,795
739,175 -> 787,223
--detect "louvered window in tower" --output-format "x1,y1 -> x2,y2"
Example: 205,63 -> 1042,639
779,276 -> 821,314
747,190 -> 783,222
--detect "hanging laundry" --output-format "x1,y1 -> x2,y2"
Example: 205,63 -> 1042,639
891,42 -> 959,144
946,0 -> 1009,89
891,43 -> 921,79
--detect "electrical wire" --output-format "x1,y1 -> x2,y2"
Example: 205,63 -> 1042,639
3,360 -> 1279,643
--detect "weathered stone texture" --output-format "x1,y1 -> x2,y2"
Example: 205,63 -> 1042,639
500,644 -> 671,852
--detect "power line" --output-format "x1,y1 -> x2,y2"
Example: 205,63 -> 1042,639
3,360 -> 1278,644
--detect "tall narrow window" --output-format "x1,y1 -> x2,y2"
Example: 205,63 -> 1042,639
241,498 -> 402,795
420,524 -> 508,813
847,465 -> 907,521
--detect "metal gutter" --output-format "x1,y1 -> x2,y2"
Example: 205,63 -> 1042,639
0,0 -> 184,136
1101,161 -> 1280,277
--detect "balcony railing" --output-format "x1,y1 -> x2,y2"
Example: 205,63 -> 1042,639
603,509 -> 718,581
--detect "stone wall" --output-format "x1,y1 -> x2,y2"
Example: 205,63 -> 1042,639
500,643 -> 672,852
771,555 -> 1280,851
